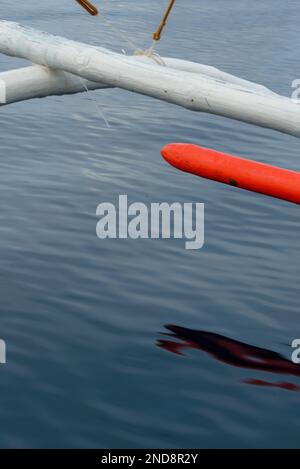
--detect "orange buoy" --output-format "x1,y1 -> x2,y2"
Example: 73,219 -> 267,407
161,143 -> 300,205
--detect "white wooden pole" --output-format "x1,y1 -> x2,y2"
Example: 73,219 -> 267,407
0,21 -> 299,138
0,59 -> 274,107
161,58 -> 276,96
0,65 -> 109,105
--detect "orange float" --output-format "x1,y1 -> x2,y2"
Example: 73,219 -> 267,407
161,143 -> 300,205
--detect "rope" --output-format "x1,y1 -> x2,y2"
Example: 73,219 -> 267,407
79,77 -> 110,128
152,0 -> 176,42
96,13 -> 165,64
74,0 -> 172,121
75,0 -> 98,16
74,0 -> 173,62
75,0 -> 138,51
100,14 -> 140,53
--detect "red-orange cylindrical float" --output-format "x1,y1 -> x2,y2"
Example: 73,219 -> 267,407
161,143 -> 300,205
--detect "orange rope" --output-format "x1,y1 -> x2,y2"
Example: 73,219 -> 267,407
75,0 -> 99,16
152,0 -> 176,41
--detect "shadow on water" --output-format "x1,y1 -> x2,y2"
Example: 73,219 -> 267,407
158,325 -> 300,392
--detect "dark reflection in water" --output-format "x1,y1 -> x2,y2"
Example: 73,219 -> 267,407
158,325 -> 300,392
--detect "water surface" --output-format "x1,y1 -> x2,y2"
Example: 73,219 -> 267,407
0,0 -> 299,449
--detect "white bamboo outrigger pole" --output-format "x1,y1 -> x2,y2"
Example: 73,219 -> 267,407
0,59 -> 274,106
0,65 -> 110,105
0,21 -> 300,138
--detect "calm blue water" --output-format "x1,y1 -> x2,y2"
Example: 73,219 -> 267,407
0,0 -> 300,449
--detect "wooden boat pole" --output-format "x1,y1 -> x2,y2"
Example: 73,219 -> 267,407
0,59 -> 273,107
153,0 -> 176,41
0,65 -> 110,106
75,0 -> 99,16
1,22 -> 300,138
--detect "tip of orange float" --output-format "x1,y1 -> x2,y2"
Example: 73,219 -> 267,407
160,143 -> 171,161
161,143 -> 190,166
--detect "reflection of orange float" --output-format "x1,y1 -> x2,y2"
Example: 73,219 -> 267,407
161,143 -> 300,205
